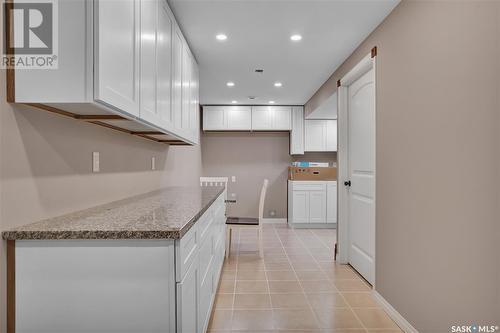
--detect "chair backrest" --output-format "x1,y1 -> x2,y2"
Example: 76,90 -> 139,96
258,179 -> 269,227
199,177 -> 228,187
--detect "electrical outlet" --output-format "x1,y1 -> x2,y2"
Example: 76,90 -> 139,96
231,176 -> 236,182
92,152 -> 100,173
151,157 -> 156,170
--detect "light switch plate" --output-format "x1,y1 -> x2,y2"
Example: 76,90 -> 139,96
151,157 -> 156,170
92,152 -> 100,173
231,176 -> 236,182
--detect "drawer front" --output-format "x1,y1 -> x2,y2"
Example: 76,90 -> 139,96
198,210 -> 214,245
175,223 -> 198,282
292,182 -> 327,192
199,233 -> 214,284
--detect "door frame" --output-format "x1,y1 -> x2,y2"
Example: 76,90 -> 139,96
337,48 -> 377,284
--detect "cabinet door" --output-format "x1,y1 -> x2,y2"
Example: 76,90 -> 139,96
203,106 -> 226,130
198,235 -> 214,333
139,0 -> 158,124
252,106 -> 273,130
326,182 -> 337,223
292,191 -> 309,223
326,120 -> 337,151
172,26 -> 183,129
181,46 -> 192,132
95,0 -> 140,116
157,1 -> 173,128
290,106 -> 304,155
177,255 -> 199,333
227,106 -> 252,130
309,190 -> 327,223
190,58 -> 200,143
304,120 -> 326,151
273,107 -> 292,130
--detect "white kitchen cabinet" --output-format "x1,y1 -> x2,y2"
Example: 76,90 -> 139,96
305,119 -> 337,152
326,182 -> 337,224
10,0 -> 199,146
203,106 -> 226,130
172,25 -> 184,131
288,181 -> 336,227
177,253 -> 199,333
227,107 -> 252,129
157,1 -> 174,128
273,107 -> 292,130
95,0 -> 140,117
251,107 -> 274,130
309,190 -> 327,223
203,106 -> 252,131
290,106 -> 305,155
291,191 -> 309,223
251,106 -> 292,130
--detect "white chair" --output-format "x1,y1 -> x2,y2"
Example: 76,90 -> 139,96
225,179 -> 268,258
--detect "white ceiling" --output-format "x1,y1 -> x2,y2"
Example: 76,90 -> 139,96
168,0 -> 399,106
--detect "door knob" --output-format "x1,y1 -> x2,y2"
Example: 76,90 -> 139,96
344,180 -> 351,187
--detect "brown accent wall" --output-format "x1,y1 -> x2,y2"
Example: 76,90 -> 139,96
201,132 -> 335,218
0,74 -> 203,331
306,1 -> 500,330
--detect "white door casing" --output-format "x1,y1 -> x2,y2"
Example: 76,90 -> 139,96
338,51 -> 376,286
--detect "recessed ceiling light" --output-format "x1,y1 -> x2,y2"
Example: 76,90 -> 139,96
226,81 -> 235,87
290,34 -> 302,41
274,82 -> 282,87
216,34 -> 228,41
231,100 -> 238,104
269,101 -> 276,104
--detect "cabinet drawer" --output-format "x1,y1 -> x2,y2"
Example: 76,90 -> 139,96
175,224 -> 198,282
199,234 -> 214,284
198,209 -> 214,244
292,183 -> 327,192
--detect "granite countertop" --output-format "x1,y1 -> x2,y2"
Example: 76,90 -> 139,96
2,186 -> 225,240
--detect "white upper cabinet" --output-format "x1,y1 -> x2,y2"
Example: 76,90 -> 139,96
251,107 -> 273,130
157,0 -> 174,129
140,0 -> 159,126
203,106 -> 251,131
11,0 -> 199,145
203,106 -> 226,130
227,107 -> 252,130
290,106 -> 305,155
172,26 -> 184,131
305,119 -> 337,152
273,107 -> 292,130
251,106 -> 291,130
95,0 -> 140,117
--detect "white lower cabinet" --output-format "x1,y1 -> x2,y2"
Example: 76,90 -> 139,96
326,182 -> 337,224
288,181 -> 336,226
176,191 -> 226,333
177,254 -> 199,333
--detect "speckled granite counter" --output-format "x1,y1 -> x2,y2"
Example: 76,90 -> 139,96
2,186 -> 225,240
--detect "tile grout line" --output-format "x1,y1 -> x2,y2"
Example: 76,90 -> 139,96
272,224 -> 323,331
296,228 -> 370,333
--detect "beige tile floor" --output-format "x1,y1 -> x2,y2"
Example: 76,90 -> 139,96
209,223 -> 402,333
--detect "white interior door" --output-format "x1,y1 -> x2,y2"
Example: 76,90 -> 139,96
347,67 -> 375,285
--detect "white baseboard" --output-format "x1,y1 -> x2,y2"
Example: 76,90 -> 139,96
262,218 -> 287,224
372,290 -> 418,333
